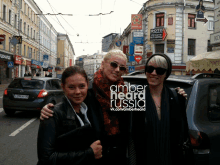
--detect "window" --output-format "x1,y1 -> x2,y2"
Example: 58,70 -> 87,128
155,44 -> 164,53
188,39 -> 196,55
29,47 -> 32,58
9,37 -> 11,52
51,80 -> 61,89
34,49 -> 35,59
24,22 -> 26,34
20,19 -> 22,31
207,40 -> 213,52
208,85 -> 220,122
24,3 -> 26,13
3,5 -> 6,21
27,25 -> 29,36
28,7 -> 29,17
188,14 -> 196,28
156,13 -> 164,27
31,28 -> 32,38
208,17 -> 214,31
9,10 -> 11,24
24,45 -> 26,56
14,14 -> 17,28
33,30 -> 35,39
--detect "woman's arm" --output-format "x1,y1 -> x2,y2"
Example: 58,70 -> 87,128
37,111 -> 95,165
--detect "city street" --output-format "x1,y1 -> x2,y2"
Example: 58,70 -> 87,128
0,85 -> 40,165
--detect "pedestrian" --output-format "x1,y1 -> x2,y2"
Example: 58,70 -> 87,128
40,50 -> 187,165
24,71 -> 28,77
37,66 -> 102,165
132,53 -> 194,165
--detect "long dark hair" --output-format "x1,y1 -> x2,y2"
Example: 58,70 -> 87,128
61,66 -> 88,85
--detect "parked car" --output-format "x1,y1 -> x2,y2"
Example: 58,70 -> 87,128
122,73 -> 220,165
3,77 -> 63,116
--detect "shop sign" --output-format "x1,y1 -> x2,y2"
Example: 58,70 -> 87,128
14,55 -> 22,65
210,31 -> 220,45
134,45 -> 143,55
26,60 -> 31,66
167,39 -> 175,53
168,17 -> 173,25
0,54 -> 11,61
150,28 -> 167,41
131,14 -> 142,30
21,58 -> 26,65
0,34 -> 6,42
31,59 -> 41,66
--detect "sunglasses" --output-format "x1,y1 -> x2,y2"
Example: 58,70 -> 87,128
110,62 -> 127,71
146,66 -> 167,75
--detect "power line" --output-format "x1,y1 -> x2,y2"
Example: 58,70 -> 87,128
46,0 -> 70,36
48,3 -> 79,36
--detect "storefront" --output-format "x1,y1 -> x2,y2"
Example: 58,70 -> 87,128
31,60 -> 42,76
26,60 -> 31,75
14,55 -> 22,78
21,58 -> 26,77
0,52 -> 13,84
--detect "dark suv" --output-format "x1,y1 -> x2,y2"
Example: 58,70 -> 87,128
3,77 -> 64,116
122,73 -> 220,165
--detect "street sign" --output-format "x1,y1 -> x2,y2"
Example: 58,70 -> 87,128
134,55 -> 142,63
8,61 -> 14,68
43,55 -> 49,61
14,36 -> 22,44
128,66 -> 135,73
129,56 -> 135,62
10,37 -> 19,45
0,34 -> 6,42
116,41 -> 121,47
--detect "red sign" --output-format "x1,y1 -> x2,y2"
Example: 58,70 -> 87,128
134,55 -> 142,63
131,14 -> 142,30
0,34 -> 6,42
168,17 -> 173,25
162,29 -> 167,41
14,55 -> 22,65
26,60 -> 31,66
123,46 -> 129,54
69,59 -> 72,66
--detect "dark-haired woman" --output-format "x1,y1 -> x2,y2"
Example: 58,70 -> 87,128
132,54 -> 194,165
37,66 -> 102,165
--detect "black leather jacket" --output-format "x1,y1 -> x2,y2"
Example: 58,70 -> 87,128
37,96 -> 97,165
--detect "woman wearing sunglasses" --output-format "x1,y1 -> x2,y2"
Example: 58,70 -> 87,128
132,53 -> 194,165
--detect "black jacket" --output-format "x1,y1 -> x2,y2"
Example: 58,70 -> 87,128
132,86 -> 194,165
37,95 -> 98,165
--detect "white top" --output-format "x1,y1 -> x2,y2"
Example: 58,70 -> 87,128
65,96 -> 91,126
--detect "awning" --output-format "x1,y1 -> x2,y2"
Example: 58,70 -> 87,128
186,50 -> 220,71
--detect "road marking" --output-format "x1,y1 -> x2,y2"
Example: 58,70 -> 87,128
0,108 -> 3,113
9,118 -> 37,136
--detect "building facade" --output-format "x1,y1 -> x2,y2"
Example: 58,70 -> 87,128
39,14 -> 57,77
117,0 -> 214,75
0,0 -> 41,83
102,33 -> 119,52
75,55 -> 87,69
83,52 -> 106,77
56,33 -> 75,78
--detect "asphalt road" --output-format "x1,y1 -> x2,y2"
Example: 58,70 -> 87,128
0,95 -> 40,165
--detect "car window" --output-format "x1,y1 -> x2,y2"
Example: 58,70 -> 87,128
208,85 -> 220,122
51,79 -> 61,90
8,79 -> 44,89
46,80 -> 53,90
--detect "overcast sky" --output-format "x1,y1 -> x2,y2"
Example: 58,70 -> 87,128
35,0 -> 147,57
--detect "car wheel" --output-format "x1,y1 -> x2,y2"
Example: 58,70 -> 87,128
4,108 -> 16,116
